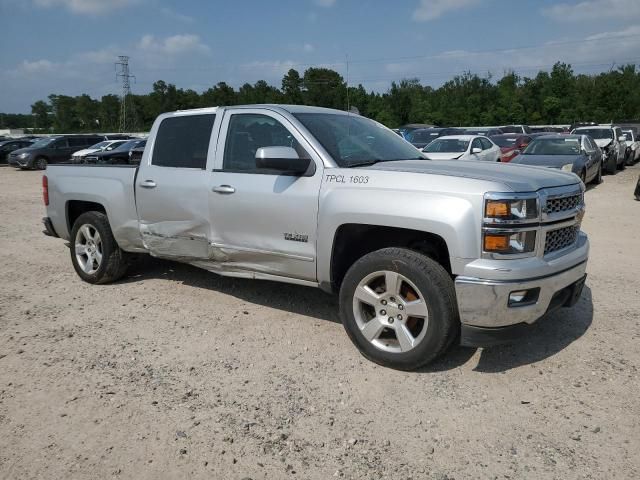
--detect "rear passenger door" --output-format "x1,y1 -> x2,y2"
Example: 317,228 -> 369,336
208,108 -> 323,282
135,113 -> 218,259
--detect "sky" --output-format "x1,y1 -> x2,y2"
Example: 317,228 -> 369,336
1,0 -> 640,113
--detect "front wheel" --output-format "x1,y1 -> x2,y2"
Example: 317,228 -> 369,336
339,248 -> 459,370
34,157 -> 47,170
70,211 -> 128,284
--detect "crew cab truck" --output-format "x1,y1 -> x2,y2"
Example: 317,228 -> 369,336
43,105 -> 589,370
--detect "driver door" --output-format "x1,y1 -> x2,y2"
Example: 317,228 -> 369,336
208,108 -> 323,282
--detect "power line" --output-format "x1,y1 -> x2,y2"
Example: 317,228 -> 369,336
115,55 -> 137,132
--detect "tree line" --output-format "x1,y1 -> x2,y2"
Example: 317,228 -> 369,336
2,62 -> 640,133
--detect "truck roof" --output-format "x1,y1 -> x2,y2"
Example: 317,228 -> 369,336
172,104 -> 349,116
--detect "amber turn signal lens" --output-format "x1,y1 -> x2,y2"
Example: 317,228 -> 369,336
485,200 -> 509,217
484,234 -> 510,252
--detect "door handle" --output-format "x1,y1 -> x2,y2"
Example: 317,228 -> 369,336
140,180 -> 157,189
212,185 -> 235,194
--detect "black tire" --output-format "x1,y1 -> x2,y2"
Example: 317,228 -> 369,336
339,247 -> 459,371
605,155 -> 617,175
625,150 -> 634,166
590,162 -> 602,185
579,169 -> 586,184
34,156 -> 47,170
70,211 -> 128,284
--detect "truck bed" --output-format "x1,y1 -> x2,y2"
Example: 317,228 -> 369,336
45,164 -> 146,252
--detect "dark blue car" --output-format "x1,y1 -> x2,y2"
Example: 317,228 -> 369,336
510,134 -> 602,185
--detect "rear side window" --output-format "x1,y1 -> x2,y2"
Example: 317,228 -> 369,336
152,114 -> 215,168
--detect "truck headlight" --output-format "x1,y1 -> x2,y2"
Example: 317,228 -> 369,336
483,230 -> 537,254
561,163 -> 574,172
484,197 -> 538,221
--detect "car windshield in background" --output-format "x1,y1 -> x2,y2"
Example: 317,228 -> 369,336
409,131 -> 439,143
29,137 -> 56,148
293,113 -> 423,167
575,129 -> 612,139
523,138 -> 580,155
491,137 -> 518,147
89,141 -> 110,149
500,127 -> 520,134
423,139 -> 469,153
112,140 -> 139,151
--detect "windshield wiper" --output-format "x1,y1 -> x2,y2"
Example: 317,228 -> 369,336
346,160 -> 384,168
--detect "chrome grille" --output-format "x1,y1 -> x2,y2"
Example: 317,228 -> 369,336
545,225 -> 579,255
545,193 -> 582,214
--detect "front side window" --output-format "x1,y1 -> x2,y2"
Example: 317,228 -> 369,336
153,114 -> 215,168
471,138 -> 482,151
223,114 -> 307,172
480,137 -> 493,150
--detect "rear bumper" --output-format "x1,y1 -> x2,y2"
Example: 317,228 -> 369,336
42,217 -> 59,238
459,273 -> 586,347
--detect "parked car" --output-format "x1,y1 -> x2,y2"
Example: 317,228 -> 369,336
406,128 -> 465,149
571,125 -> 625,174
42,104 -> 588,370
463,127 -> 504,137
397,123 -> 435,139
498,125 -> 532,134
422,134 -> 501,162
490,134 -> 533,162
622,129 -> 639,165
85,139 -> 146,164
510,134 -> 602,185
71,140 -> 128,163
128,143 -> 147,164
0,139 -> 34,163
8,135 -> 105,169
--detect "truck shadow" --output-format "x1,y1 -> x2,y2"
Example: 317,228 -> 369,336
123,256 -> 341,324
123,257 -> 593,373
423,285 -> 594,373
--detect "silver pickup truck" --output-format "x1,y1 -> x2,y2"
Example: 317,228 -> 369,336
43,105 -> 589,370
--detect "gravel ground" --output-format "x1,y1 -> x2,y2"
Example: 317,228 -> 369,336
0,164 -> 638,480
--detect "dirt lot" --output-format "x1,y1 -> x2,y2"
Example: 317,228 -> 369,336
0,165 -> 638,480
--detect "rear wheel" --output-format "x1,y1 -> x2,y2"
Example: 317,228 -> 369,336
70,211 -> 128,284
590,162 -> 602,185
579,169 -> 586,184
339,248 -> 458,370
605,154 -> 617,175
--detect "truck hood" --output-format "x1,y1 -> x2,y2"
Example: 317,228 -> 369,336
510,154 -> 584,169
594,138 -> 612,148
423,152 -> 464,160
361,159 -> 579,192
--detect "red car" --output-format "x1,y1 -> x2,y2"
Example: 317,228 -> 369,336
490,134 -> 533,162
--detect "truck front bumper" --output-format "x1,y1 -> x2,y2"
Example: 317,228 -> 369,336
455,260 -> 587,347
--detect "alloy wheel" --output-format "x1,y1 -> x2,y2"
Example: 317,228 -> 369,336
74,224 -> 103,274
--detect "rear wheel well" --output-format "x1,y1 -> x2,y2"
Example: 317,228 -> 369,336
67,200 -> 106,233
330,224 -> 451,292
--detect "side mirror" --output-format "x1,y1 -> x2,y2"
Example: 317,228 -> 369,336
619,135 -> 627,142
471,147 -> 482,154
255,146 -> 312,175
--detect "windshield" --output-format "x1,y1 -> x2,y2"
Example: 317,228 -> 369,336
409,131 -> 440,143
29,137 -> 57,148
500,126 -> 521,134
491,137 -> 518,147
523,138 -> 581,155
423,138 -> 469,153
112,140 -> 139,152
89,141 -> 110,150
574,128 -> 612,139
293,113 -> 423,166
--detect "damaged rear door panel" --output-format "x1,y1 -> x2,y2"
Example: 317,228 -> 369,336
135,112 -> 219,260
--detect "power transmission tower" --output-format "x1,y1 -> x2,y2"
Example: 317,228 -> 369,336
115,55 -> 136,132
